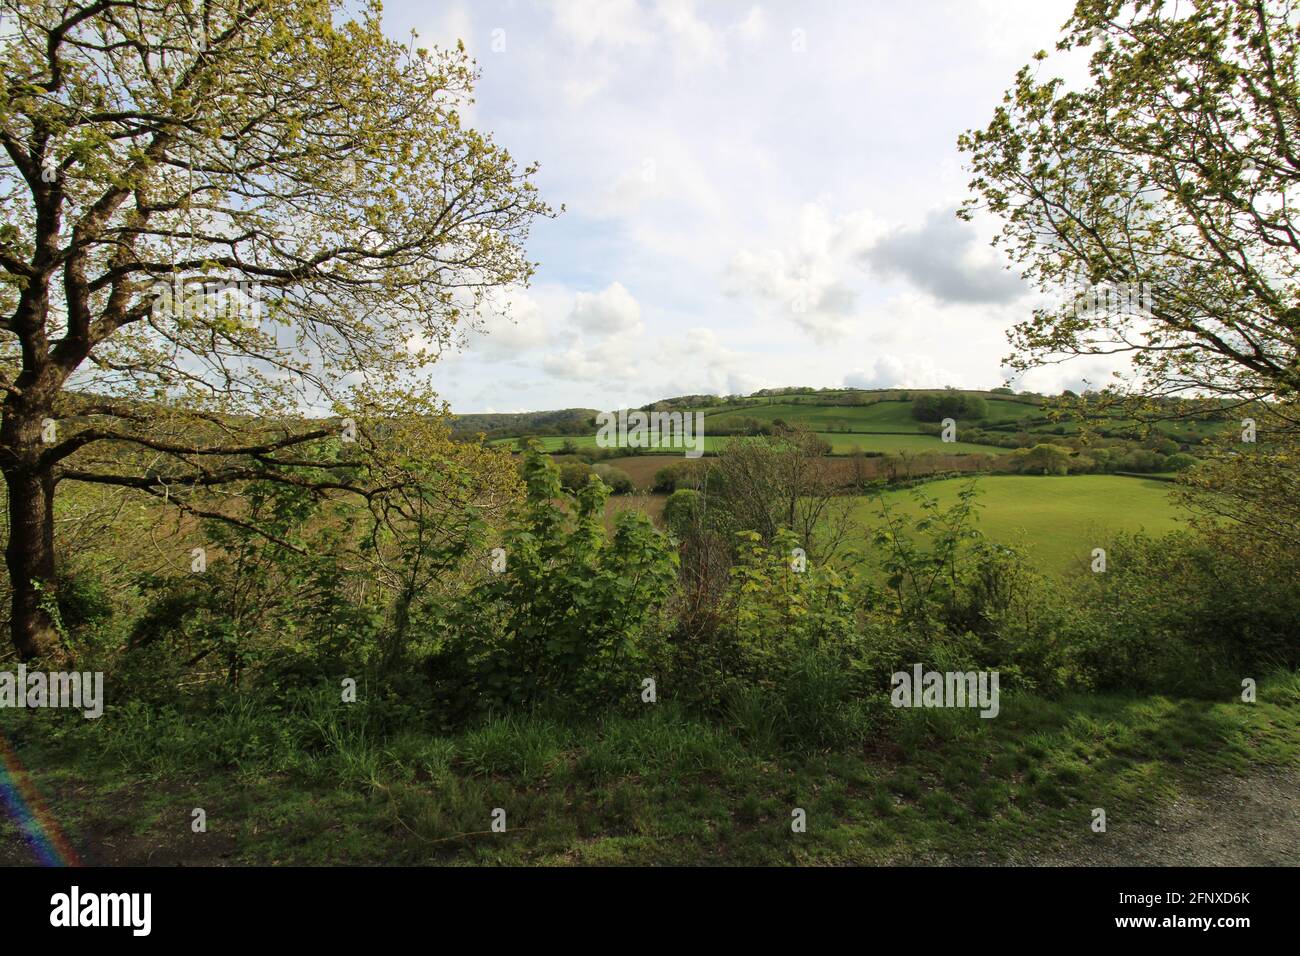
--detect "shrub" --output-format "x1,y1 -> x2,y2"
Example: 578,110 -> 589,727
670,528 -> 859,711
431,449 -> 678,718
1115,448 -> 1165,472
708,415 -> 766,436
592,463 -> 634,494
53,557 -> 116,638
1048,532 -> 1299,695
1012,443 -> 1072,475
653,459 -> 707,493
663,488 -> 704,538
558,459 -> 594,490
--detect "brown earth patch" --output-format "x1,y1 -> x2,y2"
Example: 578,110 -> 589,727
600,455 -> 691,490
603,493 -> 667,530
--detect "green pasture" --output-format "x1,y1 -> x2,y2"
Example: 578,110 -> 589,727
818,432 -> 1003,455
708,400 -> 1039,434
850,474 -> 1189,575
490,430 -> 1004,456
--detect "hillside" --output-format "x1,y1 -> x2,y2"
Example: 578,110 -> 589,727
451,407 -> 598,440
479,387 -> 1237,460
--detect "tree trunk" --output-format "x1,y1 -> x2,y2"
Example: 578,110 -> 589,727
2,417 -> 62,660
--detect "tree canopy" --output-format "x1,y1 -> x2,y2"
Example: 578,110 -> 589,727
0,0 -> 551,657
960,0 -> 1299,415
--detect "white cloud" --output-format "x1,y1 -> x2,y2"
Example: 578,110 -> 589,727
465,288 -> 553,359
844,354 -> 962,390
734,6 -> 767,43
569,281 -> 643,336
653,0 -> 724,69
541,318 -> 761,407
726,203 -> 887,343
549,0 -> 653,51
380,0 -> 1098,412
536,281 -> 647,385
646,326 -> 761,399
862,207 -> 1027,305
607,160 -> 710,220
543,343 -> 623,382
1015,356 -> 1130,396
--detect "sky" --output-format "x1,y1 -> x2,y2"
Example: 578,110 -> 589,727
380,0 -> 1105,414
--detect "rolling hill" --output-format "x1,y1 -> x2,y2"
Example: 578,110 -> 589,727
475,387 -> 1235,459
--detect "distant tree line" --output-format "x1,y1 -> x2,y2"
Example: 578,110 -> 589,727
911,391 -> 989,422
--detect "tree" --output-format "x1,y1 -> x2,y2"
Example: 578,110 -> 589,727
959,0 -> 1299,414
847,446 -> 870,488
557,460 -> 594,491
707,426 -> 855,562
911,390 -> 988,422
351,390 -> 521,676
1013,443 -> 1072,475
663,488 -> 704,540
433,447 -> 676,716
591,463 -> 633,494
0,0 -> 551,658
961,0 -> 1300,565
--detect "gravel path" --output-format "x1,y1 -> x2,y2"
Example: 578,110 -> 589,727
1024,768 -> 1299,866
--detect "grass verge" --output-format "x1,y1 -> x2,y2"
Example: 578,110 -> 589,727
1,672 -> 1295,865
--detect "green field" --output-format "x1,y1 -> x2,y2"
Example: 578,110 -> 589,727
489,434 -> 595,451
491,429 -> 1003,456
851,474 -> 1188,574
490,434 -> 726,454
482,389 -> 1242,461
709,399 -> 1041,433
818,432 -> 1002,455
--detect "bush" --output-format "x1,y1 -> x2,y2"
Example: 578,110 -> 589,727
1047,532 -> 1300,695
708,415 -> 766,436
663,488 -> 704,538
668,529 -> 859,711
592,463 -> 634,494
1115,448 -> 1166,472
53,557 -> 116,637
653,459 -> 707,493
17,398 -> 1291,771
557,459 -> 594,490
1012,443 -> 1072,475
430,448 -> 678,718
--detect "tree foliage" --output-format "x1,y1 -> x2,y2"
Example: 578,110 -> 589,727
0,0 -> 550,656
961,0 -> 1300,566
911,390 -> 988,422
960,0 -> 1300,414
431,445 -> 677,718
